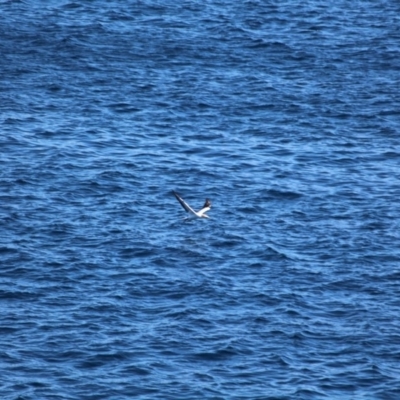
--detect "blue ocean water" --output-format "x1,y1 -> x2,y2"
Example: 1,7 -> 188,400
1,1 -> 400,399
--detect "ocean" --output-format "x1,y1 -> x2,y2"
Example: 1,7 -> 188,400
1,1 -> 400,399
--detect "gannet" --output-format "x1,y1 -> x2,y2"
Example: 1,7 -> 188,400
173,191 -> 211,219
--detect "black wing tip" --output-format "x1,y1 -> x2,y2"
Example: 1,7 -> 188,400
203,198 -> 211,208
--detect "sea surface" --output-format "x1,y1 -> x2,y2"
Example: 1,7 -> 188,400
1,1 -> 400,399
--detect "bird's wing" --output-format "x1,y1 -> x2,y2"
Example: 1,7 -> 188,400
197,199 -> 211,216
173,191 -> 198,216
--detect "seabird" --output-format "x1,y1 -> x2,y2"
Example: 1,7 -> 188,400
173,191 -> 211,219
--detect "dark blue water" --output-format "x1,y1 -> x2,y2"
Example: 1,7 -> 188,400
1,1 -> 400,399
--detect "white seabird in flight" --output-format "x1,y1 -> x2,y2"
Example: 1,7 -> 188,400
173,191 -> 211,219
